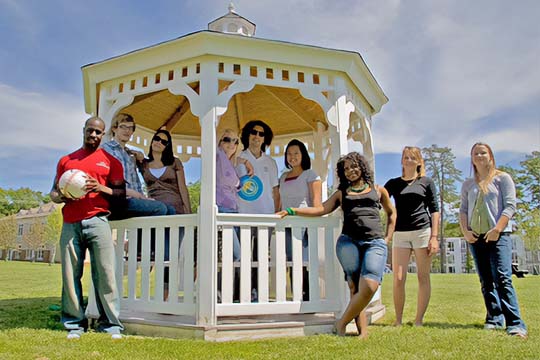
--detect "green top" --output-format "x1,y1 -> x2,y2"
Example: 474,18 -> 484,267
470,191 -> 492,235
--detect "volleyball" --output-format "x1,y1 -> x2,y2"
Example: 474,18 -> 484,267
58,169 -> 88,199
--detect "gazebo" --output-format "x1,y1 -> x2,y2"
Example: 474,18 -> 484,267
82,5 -> 388,341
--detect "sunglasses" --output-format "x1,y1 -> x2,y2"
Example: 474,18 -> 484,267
250,129 -> 265,137
221,136 -> 239,145
152,136 -> 169,146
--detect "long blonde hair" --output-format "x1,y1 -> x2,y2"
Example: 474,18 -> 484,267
217,128 -> 240,159
471,142 -> 501,193
401,146 -> 426,178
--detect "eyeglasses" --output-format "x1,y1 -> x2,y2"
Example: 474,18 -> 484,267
249,129 -> 265,137
152,136 -> 169,146
118,124 -> 135,131
221,136 -> 239,145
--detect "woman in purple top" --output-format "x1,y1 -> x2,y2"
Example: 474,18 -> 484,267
216,129 -> 253,260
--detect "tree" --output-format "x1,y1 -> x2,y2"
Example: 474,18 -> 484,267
22,219 -> 46,262
0,215 -> 18,260
0,187 -> 50,216
44,207 -> 63,264
422,145 -> 462,273
188,181 -> 201,213
501,151 -> 540,250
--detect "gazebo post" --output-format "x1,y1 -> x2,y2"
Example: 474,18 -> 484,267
326,77 -> 358,314
195,61 -> 222,327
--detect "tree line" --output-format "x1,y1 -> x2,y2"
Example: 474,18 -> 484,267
0,151 -> 537,268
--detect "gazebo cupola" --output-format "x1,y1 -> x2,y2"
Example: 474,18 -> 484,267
208,3 -> 256,37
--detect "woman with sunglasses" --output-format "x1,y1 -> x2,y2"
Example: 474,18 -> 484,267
384,146 -> 439,327
141,129 -> 191,215
216,129 -> 254,261
140,129 -> 191,300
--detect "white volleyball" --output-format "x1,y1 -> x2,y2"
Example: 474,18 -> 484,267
58,169 -> 88,199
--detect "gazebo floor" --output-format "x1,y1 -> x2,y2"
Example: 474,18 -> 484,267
119,303 -> 385,341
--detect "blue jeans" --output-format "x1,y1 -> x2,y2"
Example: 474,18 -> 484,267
60,215 -> 123,334
335,234 -> 387,285
111,197 -> 169,220
218,206 -> 241,261
470,234 -> 527,332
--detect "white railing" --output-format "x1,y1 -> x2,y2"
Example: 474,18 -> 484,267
108,213 -> 343,321
111,214 -> 198,316
216,213 -> 342,316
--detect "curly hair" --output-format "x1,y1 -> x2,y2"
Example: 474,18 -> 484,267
240,120 -> 274,152
336,152 -> 374,191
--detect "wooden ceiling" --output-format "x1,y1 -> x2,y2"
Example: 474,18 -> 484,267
121,84 -> 327,137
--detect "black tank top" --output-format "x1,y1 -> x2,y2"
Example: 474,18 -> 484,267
341,187 -> 384,240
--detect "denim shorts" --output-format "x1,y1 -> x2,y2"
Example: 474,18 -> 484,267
335,234 -> 388,284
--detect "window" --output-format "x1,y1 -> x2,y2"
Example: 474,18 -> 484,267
18,224 -> 23,236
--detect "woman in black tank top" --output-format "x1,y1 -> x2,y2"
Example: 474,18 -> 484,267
278,152 -> 396,338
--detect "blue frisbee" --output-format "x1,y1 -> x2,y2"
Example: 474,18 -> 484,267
238,175 -> 263,201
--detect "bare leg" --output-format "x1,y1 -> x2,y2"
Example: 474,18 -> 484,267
357,309 -> 368,339
335,277 -> 379,335
392,247 -> 411,326
347,280 -> 368,338
413,247 -> 432,326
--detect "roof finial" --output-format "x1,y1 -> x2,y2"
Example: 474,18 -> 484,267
228,2 -> 236,13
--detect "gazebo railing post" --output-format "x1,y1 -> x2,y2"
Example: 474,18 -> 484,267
196,106 -> 219,326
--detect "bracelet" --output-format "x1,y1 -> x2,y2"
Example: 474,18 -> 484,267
430,235 -> 438,238
286,207 -> 296,215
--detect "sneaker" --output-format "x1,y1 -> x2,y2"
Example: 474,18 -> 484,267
111,333 -> 123,340
484,323 -> 504,330
67,330 -> 82,339
508,328 -> 528,339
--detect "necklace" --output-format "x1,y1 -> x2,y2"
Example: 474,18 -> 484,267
348,183 -> 369,193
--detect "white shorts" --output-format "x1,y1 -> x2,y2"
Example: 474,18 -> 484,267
392,228 -> 431,249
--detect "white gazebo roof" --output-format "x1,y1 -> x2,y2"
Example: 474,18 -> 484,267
82,31 -> 387,134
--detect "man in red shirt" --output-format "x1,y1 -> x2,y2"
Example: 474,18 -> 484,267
50,117 -> 126,339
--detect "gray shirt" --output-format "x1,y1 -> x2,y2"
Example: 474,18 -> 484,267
460,172 -> 516,232
279,169 -> 320,209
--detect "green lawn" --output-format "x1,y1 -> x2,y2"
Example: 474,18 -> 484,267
0,261 -> 538,359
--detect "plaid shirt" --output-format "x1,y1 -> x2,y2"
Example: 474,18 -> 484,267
102,139 -> 143,193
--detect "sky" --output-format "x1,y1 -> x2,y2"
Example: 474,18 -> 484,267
0,0 -> 539,194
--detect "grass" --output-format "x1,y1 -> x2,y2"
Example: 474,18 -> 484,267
0,261 -> 538,359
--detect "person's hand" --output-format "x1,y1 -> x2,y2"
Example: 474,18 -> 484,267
384,236 -> 391,245
84,176 -> 102,193
427,237 -> 439,256
243,159 -> 254,177
127,149 -> 145,162
485,228 -> 501,242
463,230 -> 478,244
126,189 -> 149,199
276,210 -> 288,218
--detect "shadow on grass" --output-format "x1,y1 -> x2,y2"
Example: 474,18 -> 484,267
0,297 -> 81,331
371,322 -> 481,330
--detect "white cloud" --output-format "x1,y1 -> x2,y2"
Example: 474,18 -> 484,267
0,83 -> 87,155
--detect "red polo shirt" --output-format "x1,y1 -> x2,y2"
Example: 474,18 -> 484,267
55,148 -> 124,223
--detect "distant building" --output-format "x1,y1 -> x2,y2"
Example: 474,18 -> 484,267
404,236 -> 539,275
0,202 -> 61,263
